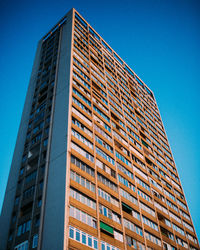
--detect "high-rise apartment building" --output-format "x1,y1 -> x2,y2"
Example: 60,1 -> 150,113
0,8 -> 199,250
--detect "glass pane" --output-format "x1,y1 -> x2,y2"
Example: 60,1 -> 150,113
69,227 -> 74,239
76,231 -> 80,242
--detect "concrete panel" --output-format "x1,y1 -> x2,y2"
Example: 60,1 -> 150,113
41,10 -> 72,250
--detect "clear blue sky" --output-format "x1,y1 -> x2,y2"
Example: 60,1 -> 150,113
0,0 -> 199,242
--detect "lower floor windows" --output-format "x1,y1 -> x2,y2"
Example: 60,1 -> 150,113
101,241 -> 120,250
69,226 -> 98,249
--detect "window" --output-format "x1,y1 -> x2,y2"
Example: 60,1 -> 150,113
145,231 -> 161,246
70,206 -> 97,228
166,199 -> 178,212
72,129 -> 93,149
14,241 -> 28,250
117,162 -> 133,179
177,198 -> 187,210
154,201 -> 168,214
132,155 -> 146,169
115,151 -> 131,168
187,233 -> 197,244
93,96 -> 108,113
73,88 -> 91,106
126,235 -> 145,249
93,105 -> 110,122
149,177 -> 162,191
71,142 -> 94,162
98,187 -> 119,207
100,241 -> 120,250
96,147 -> 115,165
137,189 -> 152,203
113,130 -> 128,146
120,188 -> 138,205
17,220 -> 31,236
39,181 -> 43,190
142,216 -> 158,231
96,159 -> 116,178
71,155 -> 95,177
72,97 -> 91,116
172,223 -> 185,236
70,188 -> 96,209
8,232 -> 13,241
135,177 -> 150,191
70,170 -> 95,192
99,204 -> 121,223
123,218 -> 143,236
32,234 -> 38,248
140,202 -> 155,216
109,97 -> 122,112
43,138 -> 48,146
73,64 -> 90,82
118,174 -> 135,192
114,230 -> 123,242
33,121 -> 44,134
127,135 -> 142,150
69,225 -> 98,249
97,173 -> 117,192
122,202 -> 140,221
183,220 -> 194,232
72,107 -> 92,126
25,171 -> 37,183
23,186 -> 35,200
35,215 -> 40,227
31,133 -> 42,145
126,235 -> 137,249
95,135 -> 113,153
38,198 -> 42,208
94,114 -> 111,132
75,13 -> 88,29
19,167 -> 24,176
176,236 -> 188,248
110,105 -> 123,119
133,165 -> 147,179
72,117 -> 92,137
74,51 -> 89,68
164,189 -> 176,202
15,196 -> 20,206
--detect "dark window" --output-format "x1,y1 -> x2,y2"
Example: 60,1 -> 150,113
38,198 -> 42,208
25,171 -> 37,183
39,181 -> 43,190
35,215 -> 40,227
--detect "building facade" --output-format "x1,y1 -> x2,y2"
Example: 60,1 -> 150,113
0,8 -> 199,250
